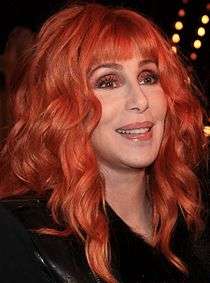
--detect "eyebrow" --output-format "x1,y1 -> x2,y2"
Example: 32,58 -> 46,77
138,59 -> 156,67
89,59 -> 156,77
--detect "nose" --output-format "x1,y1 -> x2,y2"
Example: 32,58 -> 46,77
125,84 -> 149,113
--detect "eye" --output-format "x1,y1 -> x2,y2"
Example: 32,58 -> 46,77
95,74 -> 122,89
138,70 -> 159,85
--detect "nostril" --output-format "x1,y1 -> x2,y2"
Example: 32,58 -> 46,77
130,106 -> 140,111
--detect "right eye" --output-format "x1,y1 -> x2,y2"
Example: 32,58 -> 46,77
95,74 -> 122,89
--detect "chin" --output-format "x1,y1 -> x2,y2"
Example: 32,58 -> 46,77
122,157 -> 156,170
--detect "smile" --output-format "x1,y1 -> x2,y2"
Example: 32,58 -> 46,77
115,121 -> 154,141
115,127 -> 153,141
116,128 -> 150,135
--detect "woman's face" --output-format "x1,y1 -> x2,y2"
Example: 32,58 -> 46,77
89,55 -> 167,172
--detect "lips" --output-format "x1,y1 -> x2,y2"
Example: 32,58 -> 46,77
115,121 -> 154,141
116,121 -> 154,131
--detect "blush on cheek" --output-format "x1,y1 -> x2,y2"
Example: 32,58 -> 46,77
150,96 -> 167,121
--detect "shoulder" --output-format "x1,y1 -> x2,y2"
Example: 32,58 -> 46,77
0,195 -> 98,283
0,194 -> 54,229
0,200 -> 53,283
0,201 -> 38,248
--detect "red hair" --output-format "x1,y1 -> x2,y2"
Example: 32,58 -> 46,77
0,3 -> 208,282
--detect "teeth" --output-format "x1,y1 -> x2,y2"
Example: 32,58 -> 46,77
117,128 -> 150,134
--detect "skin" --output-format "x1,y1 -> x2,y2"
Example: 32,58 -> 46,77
89,55 -> 167,239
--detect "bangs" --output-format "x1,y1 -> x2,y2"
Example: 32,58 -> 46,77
88,15 -> 160,67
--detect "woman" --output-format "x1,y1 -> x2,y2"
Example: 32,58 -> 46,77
0,3 -> 209,283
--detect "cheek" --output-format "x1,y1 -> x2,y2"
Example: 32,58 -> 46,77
149,93 -> 167,121
96,95 -> 122,126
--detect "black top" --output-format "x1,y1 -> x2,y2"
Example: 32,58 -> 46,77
0,197 -> 209,283
0,204 -> 52,283
108,205 -> 210,282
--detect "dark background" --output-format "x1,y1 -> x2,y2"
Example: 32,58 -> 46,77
0,0 -> 209,112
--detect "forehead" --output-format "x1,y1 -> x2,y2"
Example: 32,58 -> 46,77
81,14 -> 162,74
88,43 -> 158,74
89,57 -> 157,76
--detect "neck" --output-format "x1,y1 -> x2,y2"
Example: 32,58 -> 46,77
101,165 -> 152,239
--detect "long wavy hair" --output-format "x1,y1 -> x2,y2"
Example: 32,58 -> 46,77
0,3 -> 208,283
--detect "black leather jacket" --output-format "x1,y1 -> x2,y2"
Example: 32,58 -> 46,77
1,195 -> 210,283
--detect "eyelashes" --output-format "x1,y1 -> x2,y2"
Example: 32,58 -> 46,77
95,74 -> 123,89
139,70 -> 159,85
93,70 -> 160,90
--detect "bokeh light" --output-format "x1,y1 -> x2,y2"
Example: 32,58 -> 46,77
201,15 -> 209,24
190,52 -> 197,60
175,21 -> 183,30
178,9 -> 186,17
204,126 -> 210,137
171,46 -> 177,53
197,27 -> 206,36
193,39 -> 202,49
172,33 -> 180,43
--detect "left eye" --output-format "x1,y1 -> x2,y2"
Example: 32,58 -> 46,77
138,71 -> 159,85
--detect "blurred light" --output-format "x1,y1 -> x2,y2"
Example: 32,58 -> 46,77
204,126 -> 210,136
206,3 -> 210,11
190,52 -> 197,60
201,15 -> 209,24
175,21 -> 183,30
171,46 -> 177,53
197,27 -> 206,36
178,9 -> 186,17
172,33 -> 180,43
182,0 -> 189,3
193,39 -> 202,49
